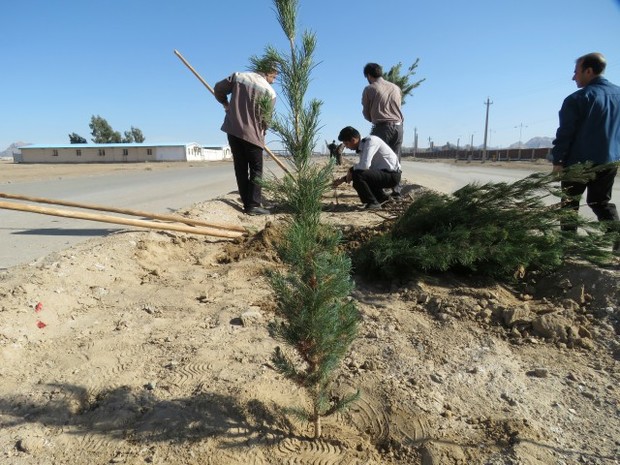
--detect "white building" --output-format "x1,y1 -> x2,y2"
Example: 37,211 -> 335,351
15,143 -> 231,163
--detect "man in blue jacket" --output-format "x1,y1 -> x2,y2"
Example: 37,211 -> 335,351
551,52 -> 620,251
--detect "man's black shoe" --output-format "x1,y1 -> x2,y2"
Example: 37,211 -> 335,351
245,206 -> 270,216
364,202 -> 382,210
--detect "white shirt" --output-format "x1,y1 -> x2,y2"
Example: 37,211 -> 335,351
353,135 -> 401,172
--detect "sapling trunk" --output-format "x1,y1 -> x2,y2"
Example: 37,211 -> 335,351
313,407 -> 321,439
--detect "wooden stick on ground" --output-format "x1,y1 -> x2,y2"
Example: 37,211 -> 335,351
174,49 -> 291,175
0,192 -> 246,233
0,201 -> 244,239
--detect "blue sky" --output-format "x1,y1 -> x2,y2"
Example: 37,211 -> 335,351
2,0 -> 620,152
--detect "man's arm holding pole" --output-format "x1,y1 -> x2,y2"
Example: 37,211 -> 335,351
173,49 -> 290,175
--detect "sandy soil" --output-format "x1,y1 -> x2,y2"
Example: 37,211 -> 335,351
0,160 -> 619,465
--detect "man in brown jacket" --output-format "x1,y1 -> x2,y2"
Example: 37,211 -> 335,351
214,61 -> 277,215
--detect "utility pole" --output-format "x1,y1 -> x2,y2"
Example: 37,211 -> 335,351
482,97 -> 493,161
413,127 -> 418,157
514,123 -> 528,159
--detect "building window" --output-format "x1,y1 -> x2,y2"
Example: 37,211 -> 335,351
147,148 -> 153,156
122,149 -> 129,156
76,149 -> 82,156
52,149 -> 59,157
98,149 -> 106,156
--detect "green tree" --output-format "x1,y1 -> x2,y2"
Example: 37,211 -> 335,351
88,116 -> 144,143
130,127 -> 145,143
122,126 -> 145,143
384,59 -> 425,105
259,0 -> 360,439
89,115 -> 122,143
68,132 -> 87,144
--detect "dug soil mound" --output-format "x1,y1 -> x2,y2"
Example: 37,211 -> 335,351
1,164 -> 618,464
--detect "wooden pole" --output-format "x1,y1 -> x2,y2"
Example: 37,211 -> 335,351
0,200 -> 244,239
262,146 -> 291,175
174,49 -> 215,94
0,192 -> 246,233
173,49 -> 291,175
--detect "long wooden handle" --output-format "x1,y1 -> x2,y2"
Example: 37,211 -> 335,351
174,49 -> 216,95
0,200 -> 244,239
0,192 -> 246,233
173,49 -> 291,175
263,146 -> 290,174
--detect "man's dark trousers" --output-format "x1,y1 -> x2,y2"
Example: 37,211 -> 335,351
227,134 -> 263,210
352,169 -> 401,205
561,165 -> 619,231
371,122 -> 403,195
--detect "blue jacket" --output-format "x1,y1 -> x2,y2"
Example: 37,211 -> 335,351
551,76 -> 620,166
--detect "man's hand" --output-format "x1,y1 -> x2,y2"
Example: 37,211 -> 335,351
332,169 -> 352,188
332,175 -> 348,188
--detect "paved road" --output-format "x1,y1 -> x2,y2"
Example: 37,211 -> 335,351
401,160 -> 545,194
400,159 -> 619,222
1,160 -> 617,269
0,163 -> 238,269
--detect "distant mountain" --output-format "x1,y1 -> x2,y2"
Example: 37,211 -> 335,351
509,137 -> 554,149
0,141 -> 31,158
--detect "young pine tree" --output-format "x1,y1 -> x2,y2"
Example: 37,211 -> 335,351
384,60 -> 425,105
258,0 -> 360,439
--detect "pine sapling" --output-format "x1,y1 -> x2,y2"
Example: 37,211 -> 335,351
257,0 -> 361,438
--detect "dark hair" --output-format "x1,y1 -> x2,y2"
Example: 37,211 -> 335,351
577,53 -> 606,75
363,63 -> 383,79
338,126 -> 360,142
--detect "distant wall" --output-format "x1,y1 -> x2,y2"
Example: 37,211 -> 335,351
17,144 -> 230,163
153,146 -> 188,161
403,147 -> 552,162
19,146 -> 149,163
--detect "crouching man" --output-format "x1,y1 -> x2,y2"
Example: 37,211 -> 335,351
334,126 -> 401,210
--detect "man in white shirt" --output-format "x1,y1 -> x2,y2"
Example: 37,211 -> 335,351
334,126 -> 401,210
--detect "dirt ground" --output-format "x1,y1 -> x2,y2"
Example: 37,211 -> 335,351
0,159 -> 618,465
0,159 -> 213,183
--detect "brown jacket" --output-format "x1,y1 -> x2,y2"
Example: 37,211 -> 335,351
362,77 -> 403,124
214,72 -> 276,148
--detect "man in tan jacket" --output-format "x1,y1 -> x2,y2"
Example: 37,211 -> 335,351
362,62 -> 404,199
